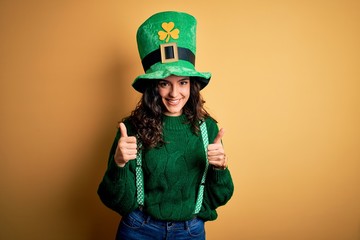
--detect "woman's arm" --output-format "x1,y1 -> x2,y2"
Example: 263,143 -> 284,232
203,118 -> 234,209
97,125 -> 139,216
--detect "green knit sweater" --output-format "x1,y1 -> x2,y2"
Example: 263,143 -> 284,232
98,114 -> 234,221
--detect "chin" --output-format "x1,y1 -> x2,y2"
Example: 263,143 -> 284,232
165,109 -> 182,116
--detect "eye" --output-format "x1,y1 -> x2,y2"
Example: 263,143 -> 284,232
158,81 -> 169,88
180,80 -> 190,85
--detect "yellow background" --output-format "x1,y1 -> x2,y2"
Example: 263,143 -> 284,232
1,1 -> 359,239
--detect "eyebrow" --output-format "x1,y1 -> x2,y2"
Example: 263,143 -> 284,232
159,77 -> 190,82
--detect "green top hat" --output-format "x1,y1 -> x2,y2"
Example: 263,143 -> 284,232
132,11 -> 211,93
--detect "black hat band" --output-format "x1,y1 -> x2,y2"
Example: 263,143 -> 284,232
141,43 -> 195,72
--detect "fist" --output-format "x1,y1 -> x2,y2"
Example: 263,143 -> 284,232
207,128 -> 227,169
114,122 -> 137,167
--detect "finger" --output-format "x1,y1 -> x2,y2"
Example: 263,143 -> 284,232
119,141 -> 137,150
119,122 -> 128,138
213,128 -> 225,144
207,143 -> 223,151
208,154 -> 227,168
125,149 -> 138,155
208,151 -> 224,157
122,136 -> 137,144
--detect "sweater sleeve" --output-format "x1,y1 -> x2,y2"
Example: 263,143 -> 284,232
198,118 -> 234,220
97,123 -> 138,216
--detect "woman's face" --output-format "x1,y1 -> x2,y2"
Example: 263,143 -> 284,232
158,75 -> 190,116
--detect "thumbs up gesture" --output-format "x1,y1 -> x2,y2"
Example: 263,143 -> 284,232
207,128 -> 227,169
114,122 -> 138,167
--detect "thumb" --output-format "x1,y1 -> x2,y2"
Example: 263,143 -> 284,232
213,128 -> 225,144
119,122 -> 128,138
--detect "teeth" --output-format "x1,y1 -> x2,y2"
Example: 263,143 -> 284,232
168,99 -> 179,105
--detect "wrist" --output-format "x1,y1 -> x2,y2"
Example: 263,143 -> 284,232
116,162 -> 126,168
114,155 -> 126,168
213,165 -> 227,170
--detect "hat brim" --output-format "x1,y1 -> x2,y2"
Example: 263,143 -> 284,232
132,65 -> 211,93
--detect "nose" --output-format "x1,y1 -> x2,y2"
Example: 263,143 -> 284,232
169,84 -> 178,97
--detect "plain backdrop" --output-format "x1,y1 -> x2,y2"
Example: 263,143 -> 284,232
1,1 -> 359,239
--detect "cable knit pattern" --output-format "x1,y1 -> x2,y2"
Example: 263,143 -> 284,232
98,115 -> 234,221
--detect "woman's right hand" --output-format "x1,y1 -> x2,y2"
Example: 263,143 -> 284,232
114,122 -> 137,167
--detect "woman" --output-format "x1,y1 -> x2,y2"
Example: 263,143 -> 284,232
98,11 -> 234,239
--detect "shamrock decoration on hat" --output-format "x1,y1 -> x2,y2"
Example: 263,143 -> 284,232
158,22 -> 179,42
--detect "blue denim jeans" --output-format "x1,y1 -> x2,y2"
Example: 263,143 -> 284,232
116,209 -> 206,240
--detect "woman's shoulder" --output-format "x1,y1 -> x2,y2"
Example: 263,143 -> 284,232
204,116 -> 219,131
204,115 -> 217,125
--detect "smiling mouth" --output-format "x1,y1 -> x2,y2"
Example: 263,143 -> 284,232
167,99 -> 181,105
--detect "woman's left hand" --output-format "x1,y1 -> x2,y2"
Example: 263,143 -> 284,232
207,128 -> 227,169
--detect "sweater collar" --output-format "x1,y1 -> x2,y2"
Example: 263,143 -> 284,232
162,114 -> 190,130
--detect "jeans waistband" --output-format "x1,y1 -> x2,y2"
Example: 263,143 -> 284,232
135,208 -> 198,229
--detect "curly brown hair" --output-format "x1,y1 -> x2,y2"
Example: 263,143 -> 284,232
124,78 -> 213,149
